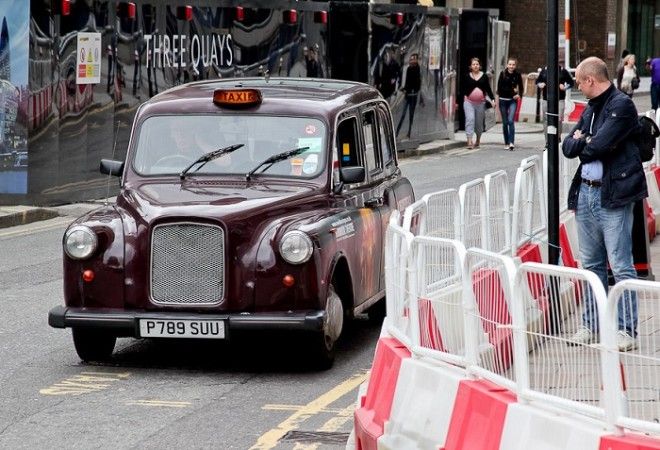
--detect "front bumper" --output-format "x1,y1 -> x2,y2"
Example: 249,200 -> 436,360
48,305 -> 326,336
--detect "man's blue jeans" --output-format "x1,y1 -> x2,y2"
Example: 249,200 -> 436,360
499,98 -> 517,145
652,82 -> 660,110
576,183 -> 638,335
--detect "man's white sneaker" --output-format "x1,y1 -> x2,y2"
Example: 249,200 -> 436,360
568,327 -> 596,346
616,330 -> 637,352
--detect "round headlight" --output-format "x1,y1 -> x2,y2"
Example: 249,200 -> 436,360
64,225 -> 98,260
279,230 -> 313,264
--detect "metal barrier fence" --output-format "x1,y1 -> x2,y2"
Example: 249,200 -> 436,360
387,231 -> 659,435
484,170 -> 511,254
388,134 -> 660,434
402,189 -> 460,238
607,280 -> 660,435
514,262 -> 611,422
408,236 -> 468,367
458,179 -> 487,250
384,212 -> 414,348
512,155 -> 546,251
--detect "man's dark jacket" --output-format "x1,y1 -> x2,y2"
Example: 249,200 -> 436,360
562,84 -> 647,210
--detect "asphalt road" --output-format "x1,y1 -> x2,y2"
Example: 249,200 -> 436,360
0,129 -> 544,449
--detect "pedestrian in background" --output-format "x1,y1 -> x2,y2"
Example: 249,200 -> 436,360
616,54 -> 640,98
375,48 -> 401,101
537,62 -> 574,146
396,53 -> 422,139
616,49 -> 630,73
562,56 -> 647,351
496,57 -> 524,150
462,57 -> 495,149
648,56 -> 660,109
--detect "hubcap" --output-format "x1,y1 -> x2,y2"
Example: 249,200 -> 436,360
324,286 -> 344,345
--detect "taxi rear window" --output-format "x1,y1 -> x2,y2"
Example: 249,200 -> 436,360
132,115 -> 327,178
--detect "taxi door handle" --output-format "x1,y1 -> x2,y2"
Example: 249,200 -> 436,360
365,196 -> 384,208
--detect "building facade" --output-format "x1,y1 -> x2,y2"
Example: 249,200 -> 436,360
451,0 -> 660,75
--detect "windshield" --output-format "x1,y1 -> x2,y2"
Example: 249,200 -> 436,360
132,115 -> 327,178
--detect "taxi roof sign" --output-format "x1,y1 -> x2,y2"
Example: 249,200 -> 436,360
213,89 -> 262,107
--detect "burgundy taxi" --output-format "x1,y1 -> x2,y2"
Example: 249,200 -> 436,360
48,78 -> 414,368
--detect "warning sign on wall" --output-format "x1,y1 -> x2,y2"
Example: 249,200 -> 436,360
76,32 -> 102,84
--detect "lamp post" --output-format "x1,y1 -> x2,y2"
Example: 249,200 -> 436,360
548,0 -> 560,266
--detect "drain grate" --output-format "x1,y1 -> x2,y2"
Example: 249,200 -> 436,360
281,431 -> 350,444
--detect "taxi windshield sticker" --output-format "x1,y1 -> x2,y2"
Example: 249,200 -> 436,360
297,137 -> 323,154
303,154 -> 319,174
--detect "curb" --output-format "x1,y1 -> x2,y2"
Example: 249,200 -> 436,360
399,140 -> 466,158
0,207 -> 60,229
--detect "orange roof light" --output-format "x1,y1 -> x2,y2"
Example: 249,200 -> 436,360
213,89 -> 262,108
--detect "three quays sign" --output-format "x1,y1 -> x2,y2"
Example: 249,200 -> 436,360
143,33 -> 233,69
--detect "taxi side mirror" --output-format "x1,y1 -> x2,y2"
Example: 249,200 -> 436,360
339,166 -> 365,184
100,159 -> 125,176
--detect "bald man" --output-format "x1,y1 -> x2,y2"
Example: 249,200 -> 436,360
562,56 -> 647,351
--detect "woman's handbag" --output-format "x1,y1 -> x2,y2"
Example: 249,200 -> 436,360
631,76 -> 640,90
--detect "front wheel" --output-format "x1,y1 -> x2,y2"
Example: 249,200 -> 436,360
308,285 -> 344,370
72,328 -> 116,362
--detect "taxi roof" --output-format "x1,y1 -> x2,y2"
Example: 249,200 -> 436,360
139,78 -> 383,119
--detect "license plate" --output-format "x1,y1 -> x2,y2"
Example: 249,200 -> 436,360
139,319 -> 226,339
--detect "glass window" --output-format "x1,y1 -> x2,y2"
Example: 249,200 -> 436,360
336,117 -> 359,168
132,115 -> 326,178
377,107 -> 394,167
362,110 -> 380,172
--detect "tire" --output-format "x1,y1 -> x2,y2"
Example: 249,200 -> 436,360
308,285 -> 344,370
72,328 -> 116,362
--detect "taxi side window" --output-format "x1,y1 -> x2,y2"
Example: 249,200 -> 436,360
362,110 -> 381,174
377,106 -> 394,168
336,117 -> 360,167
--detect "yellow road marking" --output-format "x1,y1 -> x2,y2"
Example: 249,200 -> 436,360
250,370 -> 368,450
291,404 -> 357,450
262,404 -> 344,414
126,400 -> 191,408
40,371 -> 129,396
318,404 -> 355,431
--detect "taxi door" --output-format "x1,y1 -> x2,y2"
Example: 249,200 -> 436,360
333,110 -> 382,304
357,106 -> 394,296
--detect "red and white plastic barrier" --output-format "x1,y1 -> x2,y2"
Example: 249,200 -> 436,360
353,337 -> 410,450
349,330 -> 631,450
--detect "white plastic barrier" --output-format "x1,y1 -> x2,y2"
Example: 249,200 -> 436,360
500,402 -> 607,450
378,358 -> 465,450
645,169 -> 660,233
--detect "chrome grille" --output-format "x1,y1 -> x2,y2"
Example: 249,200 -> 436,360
150,223 -> 224,305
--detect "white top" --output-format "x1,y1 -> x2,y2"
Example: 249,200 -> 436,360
620,66 -> 637,94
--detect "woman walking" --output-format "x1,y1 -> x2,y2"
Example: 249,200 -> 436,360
462,57 -> 495,149
496,58 -> 524,150
617,54 -> 640,98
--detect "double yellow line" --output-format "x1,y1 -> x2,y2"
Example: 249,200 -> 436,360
250,370 -> 369,450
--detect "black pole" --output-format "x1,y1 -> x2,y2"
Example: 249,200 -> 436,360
547,0 -> 560,266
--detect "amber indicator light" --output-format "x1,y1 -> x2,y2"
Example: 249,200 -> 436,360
213,89 -> 262,107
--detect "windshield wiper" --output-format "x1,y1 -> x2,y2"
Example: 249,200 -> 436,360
179,144 -> 245,179
245,147 -> 310,181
